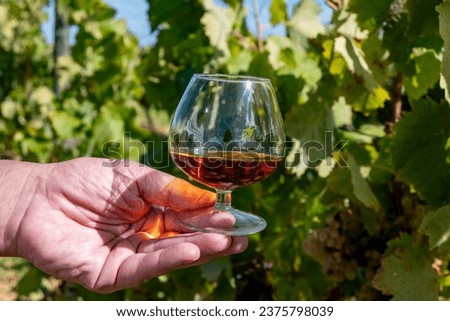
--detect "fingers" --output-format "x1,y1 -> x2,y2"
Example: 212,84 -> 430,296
184,235 -> 249,267
113,242 -> 202,291
108,233 -> 248,292
137,233 -> 233,255
136,233 -> 248,268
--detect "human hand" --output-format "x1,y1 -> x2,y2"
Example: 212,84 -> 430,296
6,158 -> 248,293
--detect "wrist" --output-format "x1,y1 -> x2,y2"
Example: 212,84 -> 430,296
0,160 -> 50,257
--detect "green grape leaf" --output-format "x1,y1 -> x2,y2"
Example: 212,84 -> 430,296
20,139 -> 53,163
266,35 -> 321,88
147,0 -> 206,63
334,36 -> 389,112
91,106 -> 125,153
247,52 -> 277,80
201,0 -> 235,58
347,155 -> 382,212
295,55 -> 322,89
390,98 -> 450,206
270,0 -> 287,25
70,0 -> 116,22
50,111 -> 81,140
0,99 -> 17,119
266,35 -> 299,70
223,0 -> 241,8
373,235 -> 439,300
332,96 -> 353,128
285,94 -> 334,163
335,9 -> 368,40
56,56 -> 84,91
347,0 -> 393,31
149,0 -> 197,30
287,0 -> 325,39
404,50 -> 441,100
437,1 -> 450,103
421,204 -> 450,253
16,267 -> 44,296
30,86 -> 54,106
327,155 -> 382,212
327,166 -> 353,197
225,50 -> 252,74
406,0 -> 441,41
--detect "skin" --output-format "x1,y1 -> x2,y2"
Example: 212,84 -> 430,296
0,157 -> 248,294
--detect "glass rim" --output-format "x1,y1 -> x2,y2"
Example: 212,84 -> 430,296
193,73 -> 271,83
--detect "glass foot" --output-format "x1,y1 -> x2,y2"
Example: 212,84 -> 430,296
178,207 -> 267,236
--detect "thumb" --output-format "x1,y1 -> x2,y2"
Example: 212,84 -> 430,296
139,169 -> 215,211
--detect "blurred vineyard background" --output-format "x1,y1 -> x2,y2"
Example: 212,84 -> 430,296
1,0 -> 450,300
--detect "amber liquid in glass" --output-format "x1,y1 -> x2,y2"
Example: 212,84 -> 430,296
171,150 -> 283,190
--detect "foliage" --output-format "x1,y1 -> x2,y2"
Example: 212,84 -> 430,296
1,0 -> 450,300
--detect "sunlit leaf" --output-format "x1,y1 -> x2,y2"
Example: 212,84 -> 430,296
404,50 -> 441,100
56,55 -> 84,91
225,50 -> 252,74
270,0 -> 287,25
335,8 -> 368,40
30,86 -> 54,106
50,111 -> 81,140
201,0 -> 235,59
1,99 -> 17,119
332,96 -> 352,128
335,36 -> 379,90
287,0 -> 325,39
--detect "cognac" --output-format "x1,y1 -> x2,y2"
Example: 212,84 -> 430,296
171,150 -> 283,190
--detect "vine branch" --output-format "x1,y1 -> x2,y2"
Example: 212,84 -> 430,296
325,0 -> 344,11
392,72 -> 403,123
390,72 -> 404,217
252,0 -> 264,52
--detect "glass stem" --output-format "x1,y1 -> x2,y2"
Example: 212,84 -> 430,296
214,189 -> 232,210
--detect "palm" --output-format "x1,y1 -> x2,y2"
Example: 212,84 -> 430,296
17,158 -> 247,293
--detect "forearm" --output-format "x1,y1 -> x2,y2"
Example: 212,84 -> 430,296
0,160 -> 48,257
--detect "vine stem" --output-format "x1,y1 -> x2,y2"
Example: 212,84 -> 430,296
392,72 -> 403,123
391,72 -> 404,216
252,0 -> 264,52
385,72 -> 403,134
325,0 -> 344,10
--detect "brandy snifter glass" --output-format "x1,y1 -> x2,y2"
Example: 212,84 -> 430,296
169,73 -> 285,236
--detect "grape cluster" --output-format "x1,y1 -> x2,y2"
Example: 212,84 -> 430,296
303,207 -> 388,299
303,210 -> 357,283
